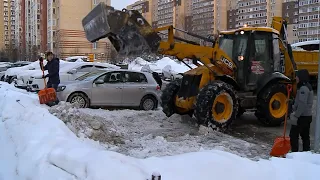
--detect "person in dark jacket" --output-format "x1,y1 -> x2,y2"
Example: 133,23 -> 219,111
39,52 -> 60,106
289,69 -> 314,152
39,51 -> 60,90
152,72 -> 162,89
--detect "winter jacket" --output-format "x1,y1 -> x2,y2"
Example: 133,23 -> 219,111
41,58 -> 60,84
292,69 -> 313,118
152,72 -> 162,88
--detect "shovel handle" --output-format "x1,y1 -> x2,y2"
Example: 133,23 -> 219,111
40,61 -> 47,89
283,84 -> 293,137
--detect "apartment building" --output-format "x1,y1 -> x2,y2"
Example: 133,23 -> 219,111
282,0 -> 299,44
48,0 -> 112,61
0,0 -> 16,50
191,0 -> 228,37
0,0 -> 4,50
297,0 -> 320,42
127,0 -> 153,24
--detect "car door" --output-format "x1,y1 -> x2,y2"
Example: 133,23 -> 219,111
90,71 -> 124,106
68,65 -> 94,81
121,71 -> 148,106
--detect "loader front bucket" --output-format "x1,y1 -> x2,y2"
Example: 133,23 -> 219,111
82,2 -> 161,56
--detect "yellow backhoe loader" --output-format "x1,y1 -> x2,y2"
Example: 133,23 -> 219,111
82,3 -> 301,129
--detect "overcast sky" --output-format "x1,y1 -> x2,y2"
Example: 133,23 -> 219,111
111,0 -> 136,9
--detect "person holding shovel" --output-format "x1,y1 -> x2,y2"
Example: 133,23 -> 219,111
39,51 -> 60,105
289,69 -> 314,152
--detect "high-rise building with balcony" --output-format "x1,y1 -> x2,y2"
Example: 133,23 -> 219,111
127,0 -> 153,24
282,0 -> 299,44
297,0 -> 320,42
48,0 -> 112,61
1,0 -> 16,50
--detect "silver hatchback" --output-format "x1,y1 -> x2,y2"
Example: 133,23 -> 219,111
56,69 -> 161,110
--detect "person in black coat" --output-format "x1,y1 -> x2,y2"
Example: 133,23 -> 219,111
39,51 -> 60,106
39,51 -> 60,90
152,72 -> 162,89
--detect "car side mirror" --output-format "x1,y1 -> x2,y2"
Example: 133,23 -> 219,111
68,69 -> 77,74
94,79 -> 104,85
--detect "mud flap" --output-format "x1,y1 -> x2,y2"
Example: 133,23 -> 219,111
82,2 -> 161,56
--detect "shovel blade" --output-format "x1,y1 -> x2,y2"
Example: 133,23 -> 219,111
82,2 -> 161,56
270,136 -> 291,157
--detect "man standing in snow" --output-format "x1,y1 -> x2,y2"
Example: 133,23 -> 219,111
289,69 -> 313,152
39,51 -> 60,91
39,51 -> 60,105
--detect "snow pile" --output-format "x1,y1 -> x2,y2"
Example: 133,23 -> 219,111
155,57 -> 196,73
128,57 -> 151,71
0,82 -> 320,180
50,104 -> 272,160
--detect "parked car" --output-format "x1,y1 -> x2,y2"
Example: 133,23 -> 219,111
26,62 -> 120,92
4,61 -> 35,83
65,56 -> 90,62
12,60 -> 67,88
141,63 -> 163,78
56,69 -> 161,110
162,65 -> 184,81
1,61 -> 31,82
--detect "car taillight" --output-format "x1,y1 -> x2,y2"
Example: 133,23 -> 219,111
156,85 -> 161,90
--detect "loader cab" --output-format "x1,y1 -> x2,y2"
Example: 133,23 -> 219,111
219,29 -> 282,91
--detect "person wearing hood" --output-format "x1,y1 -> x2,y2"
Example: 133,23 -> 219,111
289,69 -> 314,152
152,72 -> 162,89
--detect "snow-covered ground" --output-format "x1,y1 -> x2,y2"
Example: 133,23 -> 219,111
50,102 -> 272,160
0,82 -> 319,180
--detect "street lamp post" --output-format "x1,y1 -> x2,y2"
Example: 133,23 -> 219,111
314,6 -> 320,152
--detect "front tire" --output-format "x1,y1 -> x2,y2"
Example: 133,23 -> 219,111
160,79 -> 181,117
67,92 -> 90,108
194,81 -> 238,129
255,83 -> 288,126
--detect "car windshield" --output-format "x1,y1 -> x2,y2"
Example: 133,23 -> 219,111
75,70 -> 105,81
219,31 -> 249,60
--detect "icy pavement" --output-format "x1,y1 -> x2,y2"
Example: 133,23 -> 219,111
49,102 -> 272,160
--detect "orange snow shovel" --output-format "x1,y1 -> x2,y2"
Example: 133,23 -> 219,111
270,84 -> 293,157
38,61 -> 57,104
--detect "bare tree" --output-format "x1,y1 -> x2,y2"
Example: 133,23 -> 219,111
73,48 -> 80,55
31,45 -> 39,61
4,42 -> 19,62
109,46 -> 118,64
54,30 -> 63,58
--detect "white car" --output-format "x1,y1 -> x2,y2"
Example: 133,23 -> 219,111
5,60 -> 49,84
12,60 -> 68,88
26,62 -> 120,92
141,63 -> 163,77
162,65 -> 184,81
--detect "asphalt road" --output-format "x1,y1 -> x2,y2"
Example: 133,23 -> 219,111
162,80 -> 319,151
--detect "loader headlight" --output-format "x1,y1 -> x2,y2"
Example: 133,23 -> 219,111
56,86 -> 66,92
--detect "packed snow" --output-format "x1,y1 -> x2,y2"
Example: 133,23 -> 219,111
0,82 -> 319,180
128,57 -> 197,77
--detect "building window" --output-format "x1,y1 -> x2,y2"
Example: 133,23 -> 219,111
93,42 -> 97,49
53,8 -> 56,14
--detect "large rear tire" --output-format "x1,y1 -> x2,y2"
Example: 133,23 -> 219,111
255,83 -> 288,126
160,79 -> 182,117
194,81 -> 238,129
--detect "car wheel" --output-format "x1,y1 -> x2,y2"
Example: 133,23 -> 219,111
67,93 -> 90,108
140,96 -> 157,111
0,75 -> 4,81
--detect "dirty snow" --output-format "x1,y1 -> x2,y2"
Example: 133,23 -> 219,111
49,102 -> 272,160
0,82 -> 320,179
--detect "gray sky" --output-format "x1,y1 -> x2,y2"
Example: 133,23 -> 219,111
111,0 -> 136,9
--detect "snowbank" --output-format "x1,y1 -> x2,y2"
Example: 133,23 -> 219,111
0,82 -> 319,180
